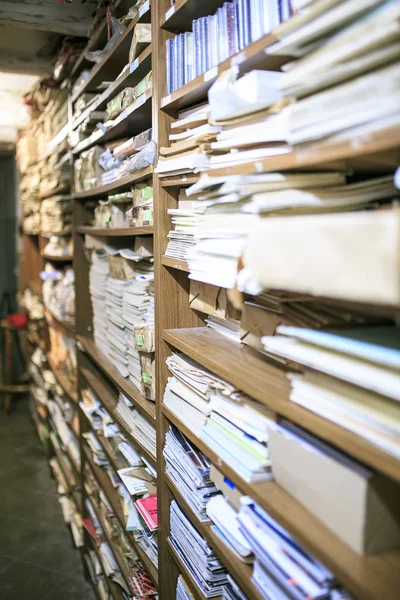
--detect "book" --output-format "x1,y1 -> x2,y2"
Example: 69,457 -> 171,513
135,496 -> 158,531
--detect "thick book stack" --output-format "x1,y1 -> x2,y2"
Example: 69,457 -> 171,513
166,0 -> 291,93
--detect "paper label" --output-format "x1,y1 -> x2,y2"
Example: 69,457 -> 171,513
143,209 -> 153,222
181,176 -> 187,182
130,58 -> 139,73
136,334 -> 144,346
142,372 -> 152,385
204,66 -> 218,82
139,1 -> 149,17
231,52 -> 245,67
162,95 -> 172,107
165,6 -> 175,20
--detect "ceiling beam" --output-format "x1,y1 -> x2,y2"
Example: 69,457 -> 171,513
0,0 -> 97,37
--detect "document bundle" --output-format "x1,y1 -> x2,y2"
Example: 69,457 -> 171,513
116,392 -> 157,459
40,195 -> 72,235
42,264 -> 75,324
164,425 -> 219,521
169,499 -> 228,598
163,352 -> 277,482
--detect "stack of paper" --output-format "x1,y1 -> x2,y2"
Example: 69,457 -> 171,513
207,495 -> 253,562
40,196 -> 72,234
125,495 -> 158,567
238,497 -> 340,600
42,264 -> 75,324
164,426 -> 219,521
83,431 -> 108,466
89,250 -> 110,356
262,325 -> 400,459
176,575 -> 195,600
116,393 -> 157,458
129,562 -> 157,598
222,575 -> 248,600
165,191 -> 202,260
169,500 -> 228,597
163,352 -> 237,435
200,392 -> 276,483
156,104 -> 217,176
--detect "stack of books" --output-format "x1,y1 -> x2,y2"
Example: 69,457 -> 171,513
166,0 -> 290,94
89,249 -> 110,357
164,425 -> 219,521
165,190 -> 202,260
169,499 -> 228,597
116,393 -> 157,459
176,575 -> 195,600
42,264 -> 75,324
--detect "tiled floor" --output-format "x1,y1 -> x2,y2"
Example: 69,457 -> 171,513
0,399 -> 94,600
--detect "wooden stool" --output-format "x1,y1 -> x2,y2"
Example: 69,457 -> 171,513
0,318 -> 30,414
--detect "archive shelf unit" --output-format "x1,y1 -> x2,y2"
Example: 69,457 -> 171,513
70,0 -> 158,593
152,2 -> 400,600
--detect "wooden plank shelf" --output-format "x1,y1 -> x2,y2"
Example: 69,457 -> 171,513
47,353 -> 78,404
209,125 -> 400,177
76,225 -> 153,237
41,253 -> 73,262
71,2 -> 151,104
160,174 -> 200,187
161,406 -> 400,600
165,476 -> 264,600
83,445 -> 159,586
161,33 -> 289,113
72,91 -> 153,155
160,0 -> 227,32
38,184 -> 70,200
77,336 -> 156,423
162,326 -> 400,483
72,166 -> 153,199
161,256 -> 189,272
72,45 -> 152,131
80,365 -> 157,467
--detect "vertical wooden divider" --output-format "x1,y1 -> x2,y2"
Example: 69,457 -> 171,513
152,0 -> 205,596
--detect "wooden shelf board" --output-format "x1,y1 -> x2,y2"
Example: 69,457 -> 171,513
161,256 -> 189,272
162,326 -> 400,482
47,353 -> 78,404
76,225 -> 153,237
41,253 -> 73,262
163,326 -> 290,409
71,3 -> 151,104
72,166 -> 153,199
72,45 -> 152,131
160,174 -> 200,187
77,336 -> 156,423
160,0 -> 227,32
38,184 -> 70,200
209,125 -> 400,177
161,407 -> 400,600
83,445 -> 159,586
45,307 -> 76,335
165,476 -> 263,600
80,365 -> 157,467
161,33 -> 288,112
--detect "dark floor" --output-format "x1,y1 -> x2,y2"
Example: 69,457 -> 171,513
0,399 -> 94,600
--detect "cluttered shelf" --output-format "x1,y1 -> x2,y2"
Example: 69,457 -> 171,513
83,445 -> 159,586
162,327 -> 400,482
77,336 -> 156,423
167,539 -> 218,600
80,365 -> 157,465
72,45 -> 152,131
161,256 -> 189,272
76,225 -> 153,237
72,166 -> 153,199
38,184 -> 70,201
161,405 -> 400,600
72,90 -> 153,155
160,0 -> 227,32
47,352 -> 78,404
161,32 -> 288,112
71,1 -> 151,104
165,475 -> 264,600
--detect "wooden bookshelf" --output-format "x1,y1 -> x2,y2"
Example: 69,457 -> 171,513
38,184 -> 70,200
161,256 -> 189,272
45,307 -> 76,335
47,353 -> 78,404
41,253 -> 73,262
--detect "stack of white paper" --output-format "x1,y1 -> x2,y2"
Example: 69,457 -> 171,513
89,250 -> 110,356
164,425 -> 219,521
169,500 -> 228,598
116,393 -> 157,458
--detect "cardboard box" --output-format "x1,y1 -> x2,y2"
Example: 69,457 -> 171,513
268,426 -> 400,555
240,301 -> 283,351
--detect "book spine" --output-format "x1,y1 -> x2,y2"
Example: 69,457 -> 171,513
242,0 -> 251,47
237,0 -> 244,50
184,32 -> 194,85
200,17 -> 207,74
166,38 -> 173,94
172,36 -> 178,92
178,33 -> 185,89
192,19 -> 199,79
264,0 -> 280,34
206,15 -> 213,70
